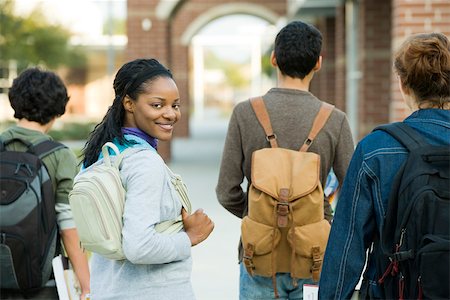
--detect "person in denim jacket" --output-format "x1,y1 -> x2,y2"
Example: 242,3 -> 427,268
319,32 -> 450,299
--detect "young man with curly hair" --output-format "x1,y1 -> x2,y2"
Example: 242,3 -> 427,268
1,68 -> 90,299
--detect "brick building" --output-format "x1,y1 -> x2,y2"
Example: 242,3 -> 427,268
126,0 -> 450,160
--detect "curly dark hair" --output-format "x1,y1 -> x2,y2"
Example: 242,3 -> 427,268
8,67 -> 69,124
274,21 -> 322,79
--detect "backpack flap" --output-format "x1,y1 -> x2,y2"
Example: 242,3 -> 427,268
250,148 -> 320,202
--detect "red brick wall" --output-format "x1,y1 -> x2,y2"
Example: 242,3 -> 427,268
169,0 -> 285,137
127,0 -> 284,161
391,0 -> 450,121
334,5 -> 346,112
126,0 -> 172,161
126,0 -> 171,64
358,0 -> 392,138
311,17 -> 337,106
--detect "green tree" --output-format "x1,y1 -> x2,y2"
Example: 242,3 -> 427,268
0,0 -> 86,72
261,47 -> 275,78
204,50 -> 248,88
103,18 -> 126,36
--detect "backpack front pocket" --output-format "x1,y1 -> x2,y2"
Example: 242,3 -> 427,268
241,216 -> 281,277
287,219 -> 330,280
417,235 -> 450,299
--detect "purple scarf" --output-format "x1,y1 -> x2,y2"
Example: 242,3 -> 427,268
122,127 -> 158,149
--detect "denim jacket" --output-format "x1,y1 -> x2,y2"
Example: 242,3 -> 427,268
318,109 -> 450,300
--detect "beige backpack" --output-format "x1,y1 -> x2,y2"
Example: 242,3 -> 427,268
69,142 -> 191,260
241,97 -> 333,296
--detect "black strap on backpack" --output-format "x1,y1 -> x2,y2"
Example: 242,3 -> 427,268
1,138 -> 66,159
375,123 -> 422,257
376,122 -> 448,248
376,122 -> 428,150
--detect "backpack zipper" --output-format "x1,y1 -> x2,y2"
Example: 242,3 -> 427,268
2,232 -> 34,289
0,161 -> 36,176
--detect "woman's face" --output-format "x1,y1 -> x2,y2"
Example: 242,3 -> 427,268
123,76 -> 181,141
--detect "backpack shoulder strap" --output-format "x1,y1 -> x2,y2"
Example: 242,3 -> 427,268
1,137 -> 65,158
101,142 -> 123,168
374,122 -> 428,151
250,97 -> 278,148
1,137 -> 33,150
29,140 -> 66,159
377,123 -> 430,258
300,102 -> 334,152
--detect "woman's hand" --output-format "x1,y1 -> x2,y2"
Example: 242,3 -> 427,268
182,208 -> 214,246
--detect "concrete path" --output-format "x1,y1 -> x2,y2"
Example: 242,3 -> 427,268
169,116 -> 241,300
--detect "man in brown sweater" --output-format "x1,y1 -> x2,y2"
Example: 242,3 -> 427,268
215,21 -> 354,299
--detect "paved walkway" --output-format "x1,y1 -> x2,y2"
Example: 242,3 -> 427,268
169,116 -> 241,300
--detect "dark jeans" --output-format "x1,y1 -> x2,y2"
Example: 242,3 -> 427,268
0,287 -> 59,299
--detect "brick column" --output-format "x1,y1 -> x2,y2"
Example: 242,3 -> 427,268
334,5 -> 347,112
127,0 -> 172,161
358,0 -> 392,138
391,0 -> 450,122
312,17 -> 337,106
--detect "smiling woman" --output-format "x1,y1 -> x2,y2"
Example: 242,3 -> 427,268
79,58 -> 214,300
122,76 -> 181,142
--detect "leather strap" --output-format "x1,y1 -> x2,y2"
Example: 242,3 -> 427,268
311,246 -> 322,282
251,97 -> 334,151
300,102 -> 334,152
277,188 -> 290,228
250,97 -> 278,148
243,244 -> 255,276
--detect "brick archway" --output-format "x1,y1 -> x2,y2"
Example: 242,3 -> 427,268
127,0 -> 285,160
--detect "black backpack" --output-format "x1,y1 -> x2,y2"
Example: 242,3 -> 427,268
0,138 -> 66,295
374,123 -> 450,300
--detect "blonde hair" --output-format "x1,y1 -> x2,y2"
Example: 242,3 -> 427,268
394,33 -> 450,108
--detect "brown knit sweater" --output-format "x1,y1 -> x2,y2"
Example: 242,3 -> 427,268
215,88 -> 355,261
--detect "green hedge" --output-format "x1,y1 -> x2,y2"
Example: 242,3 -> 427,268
1,121 -> 96,142
48,122 -> 96,141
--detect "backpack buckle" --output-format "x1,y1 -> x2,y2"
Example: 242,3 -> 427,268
392,250 -> 414,262
265,134 -> 277,142
311,246 -> 322,282
276,202 -> 289,227
243,244 -> 255,276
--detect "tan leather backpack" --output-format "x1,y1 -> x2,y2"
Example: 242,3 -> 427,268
241,97 -> 333,296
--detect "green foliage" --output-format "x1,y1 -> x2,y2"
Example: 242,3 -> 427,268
102,18 -> 126,35
204,50 -> 248,88
261,48 -> 275,78
48,122 -> 96,141
0,0 -> 86,71
1,120 -> 95,142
